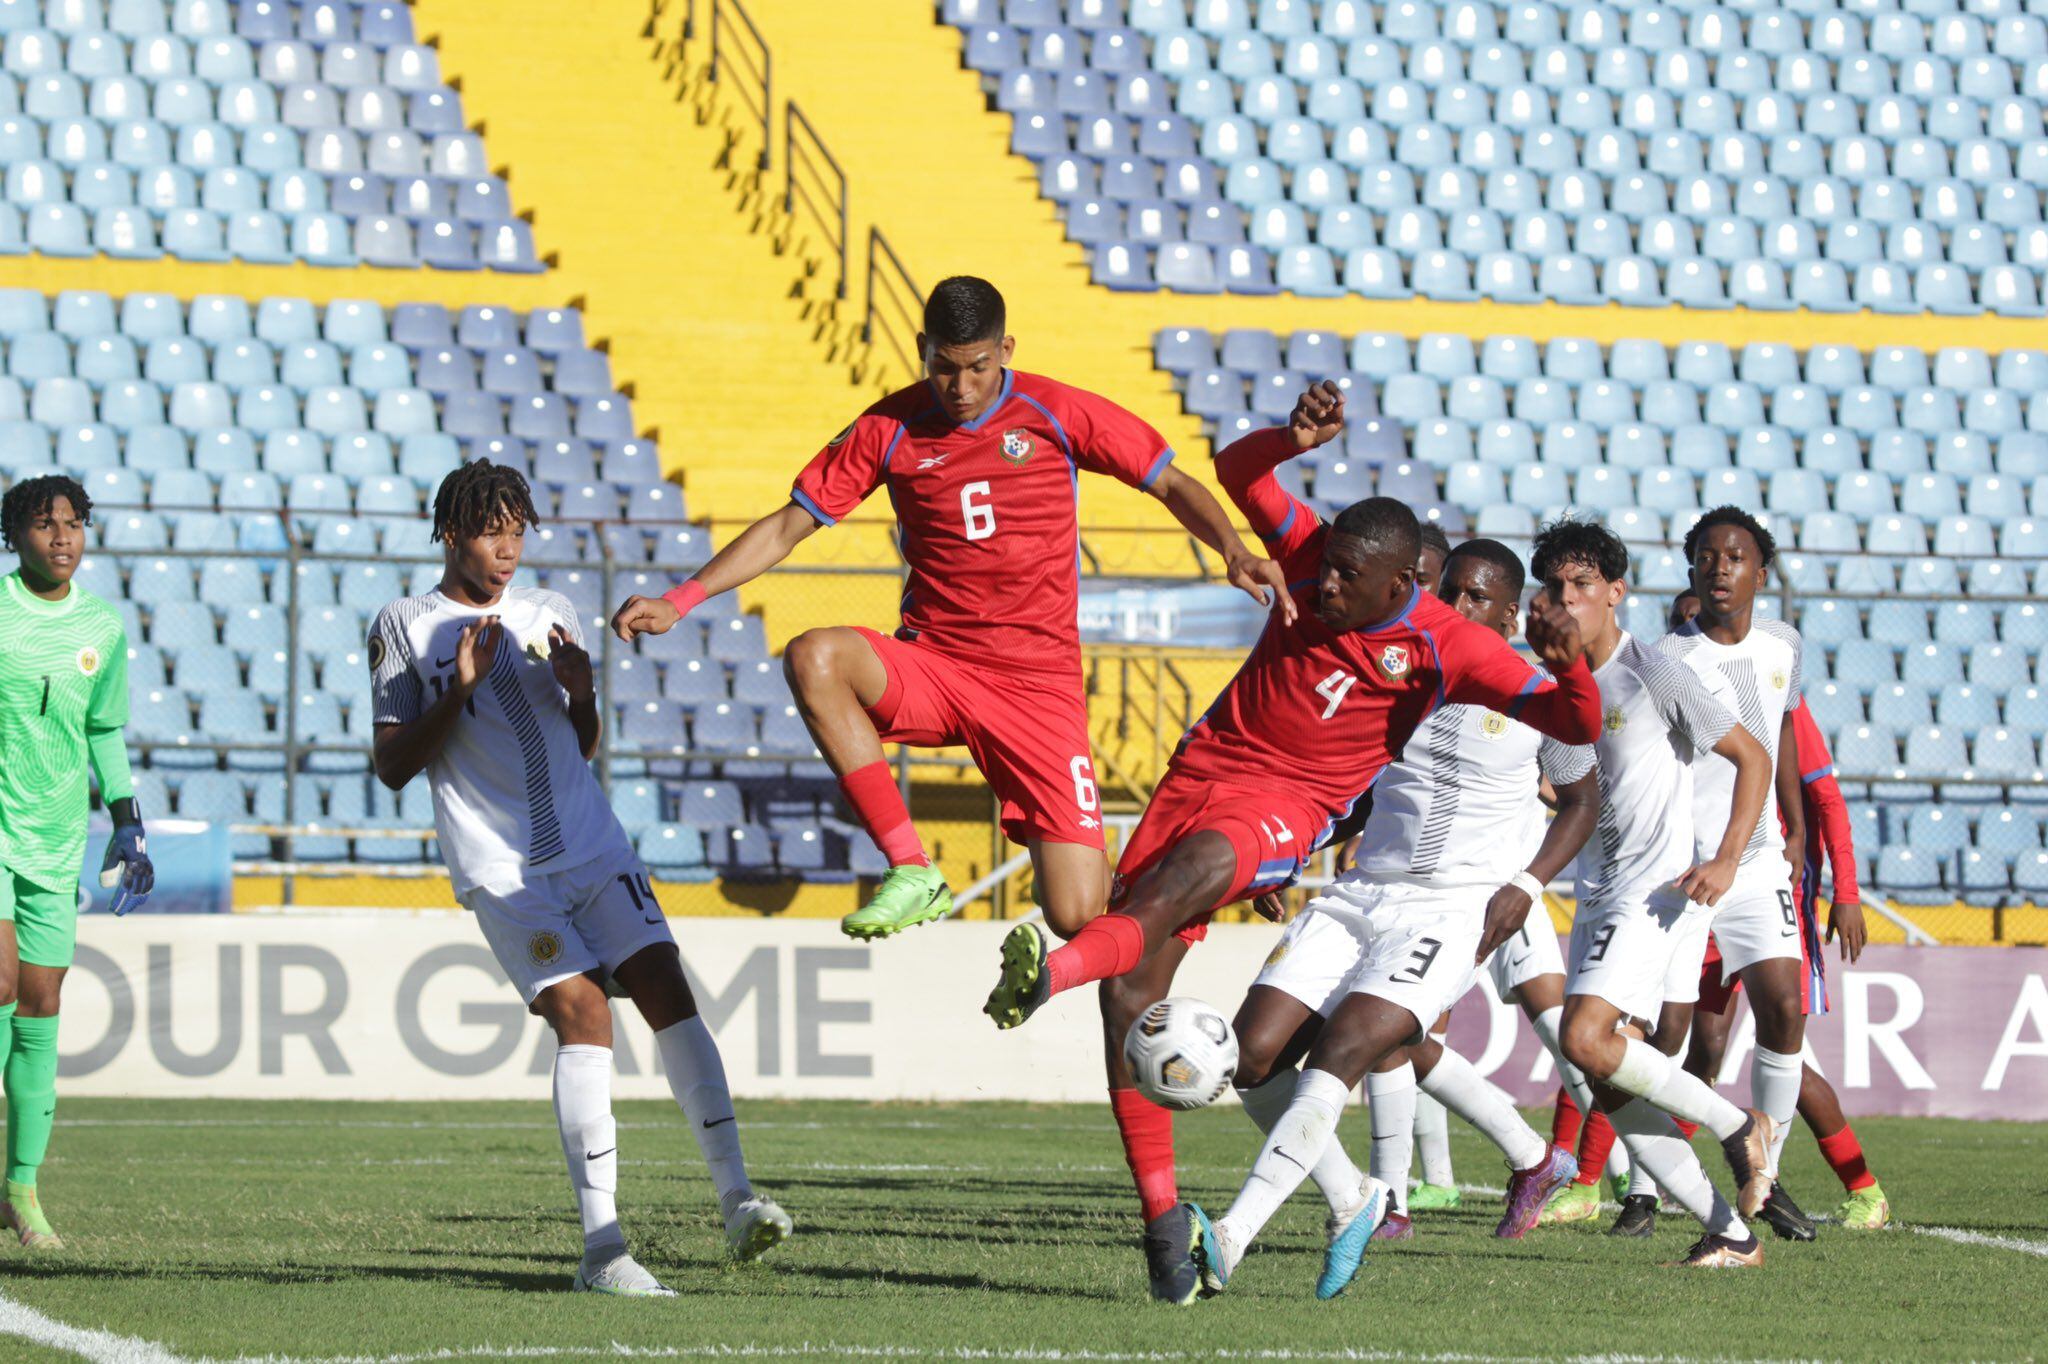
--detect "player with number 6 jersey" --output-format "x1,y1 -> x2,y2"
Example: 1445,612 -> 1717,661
372,461 -> 790,1297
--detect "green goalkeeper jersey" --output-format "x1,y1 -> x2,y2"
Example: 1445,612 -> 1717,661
0,571 -> 130,891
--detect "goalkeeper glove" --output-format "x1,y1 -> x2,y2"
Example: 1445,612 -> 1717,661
99,797 -> 154,916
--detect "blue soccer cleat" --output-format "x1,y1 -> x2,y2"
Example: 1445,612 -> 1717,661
1184,1202 -> 1231,1298
1316,1177 -> 1389,1300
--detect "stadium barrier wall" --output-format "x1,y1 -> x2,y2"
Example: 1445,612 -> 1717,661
57,916 -> 2048,1119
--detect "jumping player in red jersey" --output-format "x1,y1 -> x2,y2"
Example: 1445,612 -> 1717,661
611,277 -> 1285,944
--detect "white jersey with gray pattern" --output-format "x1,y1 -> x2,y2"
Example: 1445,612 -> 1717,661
369,586 -> 630,897
1659,617 -> 1803,867
1574,632 -> 1739,910
1350,701 -> 1596,890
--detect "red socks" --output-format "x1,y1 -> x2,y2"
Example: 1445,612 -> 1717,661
838,761 -> 927,867
1816,1124 -> 1876,1193
1110,1087 -> 1179,1223
1575,1109 -> 1618,1187
1046,915 -> 1146,996
1550,1086 -> 1583,1149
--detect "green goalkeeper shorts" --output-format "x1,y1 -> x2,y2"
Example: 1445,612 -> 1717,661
0,867 -> 78,970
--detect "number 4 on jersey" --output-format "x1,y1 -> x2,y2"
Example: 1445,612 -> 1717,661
1316,669 -> 1357,719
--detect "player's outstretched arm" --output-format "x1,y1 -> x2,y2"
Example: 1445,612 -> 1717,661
374,616 -> 500,790
1676,725 -> 1771,908
1147,464 -> 1295,624
1793,706 -> 1866,959
1445,595 -> 1602,744
1215,381 -> 1342,537
611,503 -> 819,642
1478,763 -> 1596,961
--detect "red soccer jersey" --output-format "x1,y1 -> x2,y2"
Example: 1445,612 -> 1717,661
1169,426 -> 1604,850
791,370 -> 1174,678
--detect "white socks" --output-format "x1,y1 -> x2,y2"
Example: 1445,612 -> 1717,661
1415,1091 -> 1454,1187
1609,1037 -> 1747,1141
1366,1062 -> 1419,1215
654,1015 -> 753,1216
1753,1046 -> 1803,1176
1216,1067 -> 1353,1261
1237,1069 -> 1366,1214
1417,1045 -> 1549,1172
553,1043 -> 623,1259
1531,1005 -> 1599,1115
1609,1098 -> 1746,1240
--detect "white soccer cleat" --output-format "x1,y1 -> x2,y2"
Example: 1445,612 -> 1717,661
572,1249 -> 676,1297
725,1195 -> 793,1262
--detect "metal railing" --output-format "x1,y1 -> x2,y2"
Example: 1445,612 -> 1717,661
785,101 -> 849,302
862,227 -> 924,391
708,0 -> 772,170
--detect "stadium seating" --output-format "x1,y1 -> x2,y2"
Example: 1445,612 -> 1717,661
953,0 -> 2048,310
0,2 -> 539,269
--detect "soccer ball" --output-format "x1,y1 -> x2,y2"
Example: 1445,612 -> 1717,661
1123,997 -> 1239,1111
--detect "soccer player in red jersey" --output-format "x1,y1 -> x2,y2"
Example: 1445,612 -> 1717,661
612,277 -> 1285,943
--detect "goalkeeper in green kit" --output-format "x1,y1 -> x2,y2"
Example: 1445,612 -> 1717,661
0,474 -> 152,1249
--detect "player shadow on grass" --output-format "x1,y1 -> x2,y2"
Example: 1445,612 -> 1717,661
0,1259 -> 570,1294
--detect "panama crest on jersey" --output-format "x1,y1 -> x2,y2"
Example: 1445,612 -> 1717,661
999,429 -> 1035,465
1376,643 -> 1411,680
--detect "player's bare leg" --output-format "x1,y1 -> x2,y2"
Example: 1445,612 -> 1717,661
1031,839 -> 1112,941
986,831 -> 1238,1028
1734,956 -> 1816,1240
783,627 -> 952,939
1232,986 -> 1377,1248
1559,994 -> 1767,1264
1797,1062 -> 1890,1228
611,943 -> 791,1261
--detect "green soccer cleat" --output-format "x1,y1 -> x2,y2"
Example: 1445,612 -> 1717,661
1836,1184 -> 1891,1231
2,1182 -> 62,1251
983,922 -> 1051,1030
1540,1181 -> 1602,1226
1407,1182 -> 1461,1211
724,1195 -> 793,1262
841,862 -> 954,941
1606,1166 -> 1632,1205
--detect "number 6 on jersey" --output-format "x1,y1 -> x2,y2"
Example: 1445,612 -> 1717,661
962,481 -> 995,541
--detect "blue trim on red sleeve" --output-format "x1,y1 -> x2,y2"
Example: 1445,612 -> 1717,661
880,423 -> 908,471
1417,624 -> 1447,712
1012,390 -> 1073,459
1262,502 -> 1298,543
1801,762 -> 1834,784
1141,447 -> 1174,486
790,488 -> 835,527
1503,667 -> 1545,720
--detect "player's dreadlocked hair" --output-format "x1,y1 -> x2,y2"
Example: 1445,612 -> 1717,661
1683,503 -> 1777,572
1417,520 -> 1451,562
1445,537 -> 1527,595
430,459 -> 539,545
1330,496 -> 1421,568
0,473 -> 91,550
922,276 -> 1006,348
1531,516 -> 1629,586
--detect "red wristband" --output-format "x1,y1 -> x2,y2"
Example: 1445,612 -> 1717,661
660,580 -> 708,617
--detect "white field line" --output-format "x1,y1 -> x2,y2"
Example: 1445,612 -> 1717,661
0,1290 -> 185,1364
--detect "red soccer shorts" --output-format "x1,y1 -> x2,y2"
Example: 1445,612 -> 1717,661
855,627 -> 1105,850
1696,923 -> 1816,1018
1111,768 -> 1325,944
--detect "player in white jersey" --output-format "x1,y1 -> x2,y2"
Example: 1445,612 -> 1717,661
369,461 -> 791,1296
1196,541 -> 1593,1299
1533,519 -> 1778,1269
1651,507 -> 1817,1241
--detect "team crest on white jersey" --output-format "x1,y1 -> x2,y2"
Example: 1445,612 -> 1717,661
1604,704 -> 1628,733
1377,644 -> 1411,679
1480,710 -> 1508,738
75,645 -> 100,676
1771,669 -> 1788,690
999,429 -> 1035,465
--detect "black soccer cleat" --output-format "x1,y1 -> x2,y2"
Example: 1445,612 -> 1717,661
1758,1181 -> 1817,1242
1142,1206 -> 1204,1305
1608,1193 -> 1659,1238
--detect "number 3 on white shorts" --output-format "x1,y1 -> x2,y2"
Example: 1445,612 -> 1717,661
1316,669 -> 1357,719
962,481 -> 995,541
1070,755 -> 1098,813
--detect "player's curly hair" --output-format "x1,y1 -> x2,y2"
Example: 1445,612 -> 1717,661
1,473 -> 92,551
1531,516 -> 1629,586
1417,521 -> 1451,562
1444,537 -> 1527,595
1683,503 -> 1777,572
1330,496 -> 1422,567
923,276 -> 1006,348
430,459 -> 539,545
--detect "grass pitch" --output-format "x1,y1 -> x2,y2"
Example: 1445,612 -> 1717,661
0,1098 -> 2044,1362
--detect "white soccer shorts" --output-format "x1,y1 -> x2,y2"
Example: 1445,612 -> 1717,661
1708,859 -> 1804,980
1566,888 -> 1713,1028
460,847 -> 678,1002
1255,880 -> 1483,1038
1485,914 -> 1567,1002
